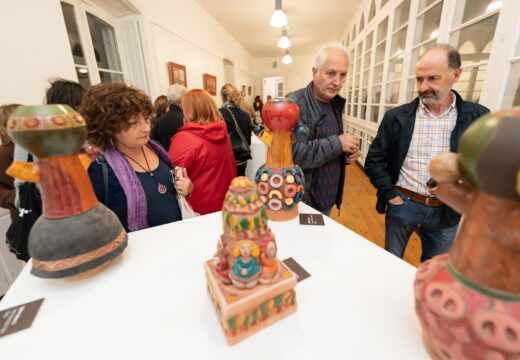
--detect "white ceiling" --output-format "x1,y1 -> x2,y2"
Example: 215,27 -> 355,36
193,0 -> 364,57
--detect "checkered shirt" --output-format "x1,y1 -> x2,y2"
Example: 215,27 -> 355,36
396,92 -> 457,196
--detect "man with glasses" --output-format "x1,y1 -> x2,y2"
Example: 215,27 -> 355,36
364,44 -> 489,262
286,43 -> 360,216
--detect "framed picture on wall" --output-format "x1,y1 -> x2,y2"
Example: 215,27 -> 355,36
203,73 -> 217,96
168,62 -> 187,87
241,85 -> 246,96
248,86 -> 252,96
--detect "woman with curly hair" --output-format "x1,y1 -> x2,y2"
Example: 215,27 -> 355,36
169,89 -> 236,215
0,104 -> 20,220
80,83 -> 193,232
219,84 -> 252,176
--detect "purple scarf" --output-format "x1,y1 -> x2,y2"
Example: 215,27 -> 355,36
104,141 -> 175,231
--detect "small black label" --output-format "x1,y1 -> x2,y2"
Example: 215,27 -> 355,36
0,298 -> 44,338
283,257 -> 311,282
299,213 -> 325,225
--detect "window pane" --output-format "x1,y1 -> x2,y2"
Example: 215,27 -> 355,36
418,0 -> 437,12
364,50 -> 372,69
453,0 -> 502,27
363,69 -> 370,87
360,14 -> 365,32
373,64 -> 384,84
391,26 -> 407,57
385,106 -> 394,114
388,57 -> 404,81
409,41 -> 436,75
361,87 -> 368,103
386,81 -> 400,103
360,105 -> 367,120
61,2 -> 86,65
355,73 -> 361,88
394,0 -> 411,31
368,0 -> 376,22
87,12 -> 122,71
366,32 -> 374,50
451,13 -> 499,65
377,17 -> 389,43
353,104 -> 358,117
375,42 -> 386,63
501,62 -> 520,108
381,0 -> 390,8
353,88 -> 359,103
75,67 -> 91,87
371,85 -> 382,103
370,105 -> 379,123
406,78 -> 418,101
357,42 -> 363,57
99,71 -> 124,83
414,2 -> 442,45
452,65 -> 487,103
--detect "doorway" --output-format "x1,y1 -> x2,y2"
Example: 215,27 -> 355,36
262,76 -> 284,102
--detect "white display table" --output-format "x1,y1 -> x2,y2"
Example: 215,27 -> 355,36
0,203 -> 428,359
245,135 -> 266,181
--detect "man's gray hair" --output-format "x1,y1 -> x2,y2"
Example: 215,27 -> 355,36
167,84 -> 187,105
314,42 -> 350,72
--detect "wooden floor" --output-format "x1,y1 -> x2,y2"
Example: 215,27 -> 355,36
330,163 -> 422,267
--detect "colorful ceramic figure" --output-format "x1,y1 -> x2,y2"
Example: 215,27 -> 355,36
414,110 -> 520,359
254,98 -> 308,221
204,176 -> 297,345
6,105 -> 127,279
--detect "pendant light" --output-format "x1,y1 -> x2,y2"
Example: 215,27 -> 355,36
282,50 -> 292,64
270,0 -> 287,27
278,28 -> 291,49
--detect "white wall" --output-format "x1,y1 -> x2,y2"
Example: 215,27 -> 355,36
0,0 -> 76,105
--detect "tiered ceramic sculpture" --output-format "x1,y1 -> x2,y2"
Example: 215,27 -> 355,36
7,105 -> 127,279
254,98 -> 308,221
204,176 -> 297,345
414,110 -> 520,359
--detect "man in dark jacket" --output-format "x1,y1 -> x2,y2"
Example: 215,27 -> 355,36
287,43 -> 360,215
365,44 -> 490,262
151,84 -> 187,151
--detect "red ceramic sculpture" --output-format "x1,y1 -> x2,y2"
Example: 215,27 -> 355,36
414,110 -> 520,359
254,98 -> 307,221
7,105 -> 127,279
204,176 -> 297,345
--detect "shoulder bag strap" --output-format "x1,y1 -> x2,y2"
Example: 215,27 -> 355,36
225,107 -> 248,142
97,154 -> 109,205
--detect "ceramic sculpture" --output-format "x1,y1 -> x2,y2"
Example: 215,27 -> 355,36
254,98 -> 308,221
204,176 -> 297,345
414,110 -> 520,359
7,105 -> 127,279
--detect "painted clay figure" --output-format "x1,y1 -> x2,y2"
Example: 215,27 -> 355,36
254,98 -> 308,221
259,237 -> 278,284
414,110 -> 520,360
230,240 -> 261,289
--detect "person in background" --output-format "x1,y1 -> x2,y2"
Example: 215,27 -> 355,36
152,95 -> 169,124
253,96 -> 263,125
266,95 -> 272,102
81,83 -> 193,232
152,84 -> 187,151
169,89 -> 236,215
286,43 -> 360,216
239,99 -> 256,128
219,84 -> 252,177
14,78 -> 86,208
364,44 -> 490,262
0,104 -> 20,220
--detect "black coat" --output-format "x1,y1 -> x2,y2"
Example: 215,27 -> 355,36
151,104 -> 184,151
364,90 -> 489,228
219,106 -> 252,150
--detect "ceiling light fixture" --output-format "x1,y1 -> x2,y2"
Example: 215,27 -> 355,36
278,28 -> 291,49
282,50 -> 292,64
270,0 -> 287,27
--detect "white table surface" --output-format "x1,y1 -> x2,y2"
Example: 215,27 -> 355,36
0,203 -> 428,359
245,135 -> 266,181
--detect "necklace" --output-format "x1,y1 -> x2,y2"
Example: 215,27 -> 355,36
121,146 -> 167,195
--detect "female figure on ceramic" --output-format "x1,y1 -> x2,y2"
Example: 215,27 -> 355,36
81,83 -> 192,232
230,240 -> 261,289
259,237 -> 278,284
169,89 -> 236,215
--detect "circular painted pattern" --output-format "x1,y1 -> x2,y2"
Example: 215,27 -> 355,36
270,174 -> 283,188
268,198 -> 282,211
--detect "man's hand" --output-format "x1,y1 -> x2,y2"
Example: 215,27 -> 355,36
338,133 -> 360,153
346,148 -> 361,163
388,195 -> 404,205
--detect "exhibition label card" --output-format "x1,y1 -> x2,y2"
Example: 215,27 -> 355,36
299,213 -> 325,226
0,298 -> 44,338
283,257 -> 311,282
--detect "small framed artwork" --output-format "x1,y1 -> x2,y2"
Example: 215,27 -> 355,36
203,73 -> 217,96
248,86 -> 252,96
241,85 -> 246,96
168,62 -> 187,87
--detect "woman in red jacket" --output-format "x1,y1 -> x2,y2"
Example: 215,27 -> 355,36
169,89 -> 236,215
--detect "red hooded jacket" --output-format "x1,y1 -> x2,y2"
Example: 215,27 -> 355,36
169,120 -> 236,215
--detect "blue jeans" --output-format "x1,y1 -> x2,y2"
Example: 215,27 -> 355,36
384,193 -> 458,263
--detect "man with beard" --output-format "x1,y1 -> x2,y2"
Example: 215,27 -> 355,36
364,44 -> 489,262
